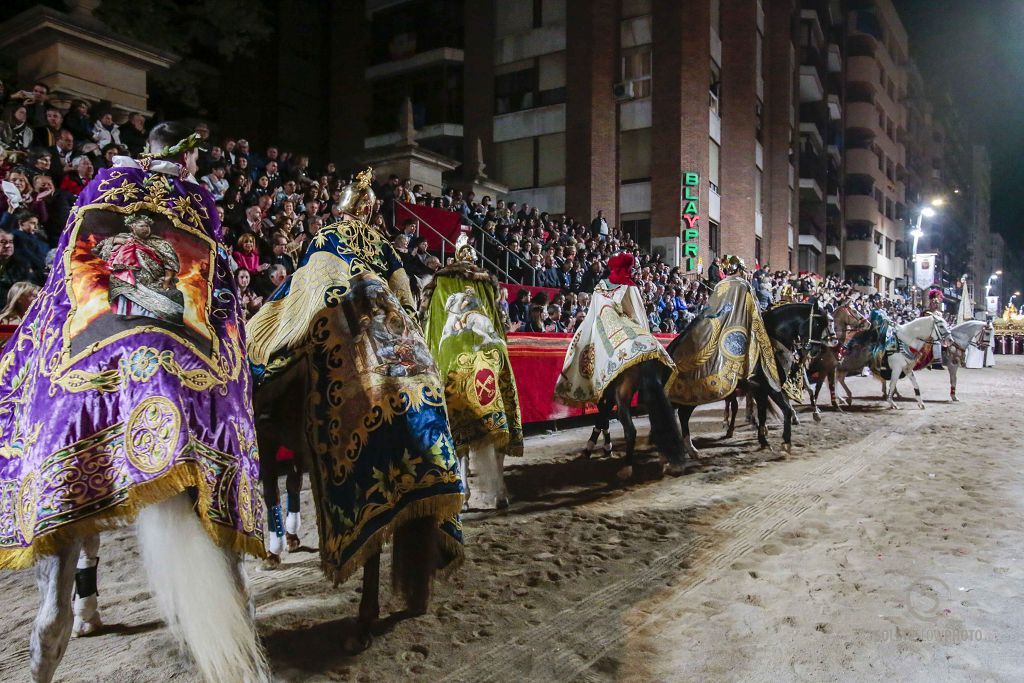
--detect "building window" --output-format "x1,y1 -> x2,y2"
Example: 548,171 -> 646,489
621,216 -> 652,249
709,221 -> 721,262
493,138 -> 534,189
755,237 -> 763,266
755,99 -> 764,142
710,63 -> 721,114
537,132 -> 566,187
621,46 -> 653,98
788,248 -> 793,271
709,140 -> 721,193
494,57 -> 566,114
754,169 -> 763,213
620,128 -> 652,182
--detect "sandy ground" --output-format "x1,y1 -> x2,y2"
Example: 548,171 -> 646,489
1,358 -> 1022,682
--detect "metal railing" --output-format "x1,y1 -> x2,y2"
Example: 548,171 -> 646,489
396,201 -> 533,285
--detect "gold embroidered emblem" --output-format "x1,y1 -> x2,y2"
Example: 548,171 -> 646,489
125,397 -> 181,474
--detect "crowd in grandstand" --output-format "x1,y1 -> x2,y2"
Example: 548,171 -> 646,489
0,79 -> 929,332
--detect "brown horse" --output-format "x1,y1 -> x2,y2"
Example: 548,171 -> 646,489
253,358 -> 442,652
584,360 -> 688,477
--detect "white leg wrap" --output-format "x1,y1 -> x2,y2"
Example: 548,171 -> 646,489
285,511 -> 301,536
267,532 -> 284,556
72,594 -> 102,637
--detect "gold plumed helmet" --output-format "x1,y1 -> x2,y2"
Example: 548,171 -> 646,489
722,254 -> 746,275
455,233 -> 477,262
338,167 -> 376,219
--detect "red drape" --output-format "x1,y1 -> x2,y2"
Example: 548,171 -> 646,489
507,332 -> 676,423
395,202 -> 467,252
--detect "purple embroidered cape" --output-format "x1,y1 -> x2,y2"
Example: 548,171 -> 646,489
0,164 -> 264,569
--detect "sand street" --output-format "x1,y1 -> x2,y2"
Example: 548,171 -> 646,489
1,358 -> 1019,681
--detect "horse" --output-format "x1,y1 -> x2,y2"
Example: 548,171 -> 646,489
669,301 -> 832,457
842,315 -> 951,409
29,495 -> 267,683
583,359 -> 688,478
942,320 -> 989,402
807,342 -> 844,412
833,302 -> 869,345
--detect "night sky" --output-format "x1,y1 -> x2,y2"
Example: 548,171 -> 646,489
897,0 -> 1024,255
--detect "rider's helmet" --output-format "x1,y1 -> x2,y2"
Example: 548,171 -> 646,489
338,167 -> 376,221
721,254 -> 746,276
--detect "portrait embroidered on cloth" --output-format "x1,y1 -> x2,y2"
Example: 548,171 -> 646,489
0,163 -> 263,569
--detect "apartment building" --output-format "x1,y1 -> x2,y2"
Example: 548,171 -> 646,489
843,0 -> 909,294
316,0 -> 803,272
797,0 -> 845,276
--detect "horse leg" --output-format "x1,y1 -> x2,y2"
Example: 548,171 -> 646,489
907,369 -> 925,409
768,387 -> 795,454
755,389 -> 771,451
586,396 -> 613,457
677,405 -> 699,459
615,393 -> 638,480
805,369 -> 821,423
948,362 -> 959,402
393,517 -> 438,616
886,360 -> 900,410
827,370 -> 842,412
72,534 -> 102,637
459,454 -> 471,510
721,396 -> 732,434
285,464 -> 303,552
745,390 -> 758,428
263,474 -> 285,567
725,395 -> 738,439
346,552 -> 381,653
30,541 -> 80,683
469,441 -> 504,509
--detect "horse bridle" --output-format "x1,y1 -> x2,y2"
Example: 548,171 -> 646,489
800,305 -> 835,354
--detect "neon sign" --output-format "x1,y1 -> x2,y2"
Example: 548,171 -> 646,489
682,172 -> 700,271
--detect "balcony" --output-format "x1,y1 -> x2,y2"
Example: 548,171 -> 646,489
846,194 -> 879,225
800,177 -> 824,202
828,94 -> 842,121
846,147 -> 879,179
800,64 -> 825,102
847,56 -> 879,90
845,239 -> 878,269
847,101 -> 879,137
828,43 -> 842,73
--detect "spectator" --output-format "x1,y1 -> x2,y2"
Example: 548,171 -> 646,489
59,156 -> 94,196
49,128 -> 75,176
1,103 -> 33,151
234,268 -> 262,320
509,288 -> 530,325
34,105 -> 63,148
202,162 -> 229,201
0,280 -> 40,325
268,234 -> 296,274
267,263 -> 288,291
0,228 -> 43,304
91,110 -> 121,149
9,82 -> 49,128
590,209 -> 609,241
12,210 -> 48,273
120,112 -> 148,156
526,304 -> 547,333
232,232 -> 263,274
63,100 -> 93,145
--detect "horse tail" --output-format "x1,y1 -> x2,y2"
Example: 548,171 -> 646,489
639,360 -> 686,466
137,493 -> 269,683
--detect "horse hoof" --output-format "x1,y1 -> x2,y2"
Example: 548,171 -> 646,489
918,404 -> 926,410
262,553 -> 282,570
665,462 -> 686,477
343,628 -> 374,654
72,614 -> 103,638
286,533 -> 301,552
813,412 -> 822,423
496,496 -> 510,510
951,396 -> 959,403
782,443 -> 793,455
603,444 -> 613,455
724,429 -> 734,439
845,398 -> 853,407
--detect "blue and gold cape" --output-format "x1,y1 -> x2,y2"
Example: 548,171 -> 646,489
247,220 -> 464,583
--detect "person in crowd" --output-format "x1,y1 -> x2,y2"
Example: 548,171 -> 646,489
91,109 -> 121,149
233,232 -> 264,274
201,161 -> 229,201
590,209 -> 610,241
59,156 -> 94,196
63,100 -> 93,145
34,105 -> 64,148
0,280 -> 39,325
1,103 -> 33,151
234,267 -> 262,319
9,82 -> 49,128
49,128 -> 75,175
12,210 -> 48,273
119,112 -> 148,156
0,228 -> 43,304
268,233 -> 296,274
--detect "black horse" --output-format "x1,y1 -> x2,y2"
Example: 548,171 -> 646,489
668,301 -> 833,457
583,359 -> 688,477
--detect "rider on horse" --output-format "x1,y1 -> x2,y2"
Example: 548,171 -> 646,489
420,235 -> 523,509
555,252 -> 674,408
868,294 -> 898,355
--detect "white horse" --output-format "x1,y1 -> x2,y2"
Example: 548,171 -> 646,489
30,495 -> 268,683
942,320 -> 989,402
879,314 -> 952,410
442,290 -> 504,348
